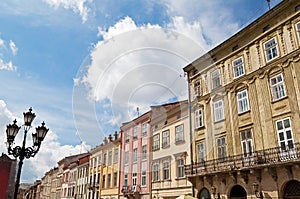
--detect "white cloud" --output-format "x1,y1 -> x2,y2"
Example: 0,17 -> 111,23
0,59 -> 16,71
9,40 -> 18,55
0,99 -> 91,182
43,0 -> 91,23
0,38 -> 4,48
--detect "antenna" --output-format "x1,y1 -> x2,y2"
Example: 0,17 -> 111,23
137,107 -> 140,117
267,0 -> 271,10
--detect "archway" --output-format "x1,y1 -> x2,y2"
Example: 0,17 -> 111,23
283,180 -> 300,199
230,185 -> 247,199
198,188 -> 211,199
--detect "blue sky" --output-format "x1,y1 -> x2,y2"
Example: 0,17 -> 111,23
0,0 -> 281,183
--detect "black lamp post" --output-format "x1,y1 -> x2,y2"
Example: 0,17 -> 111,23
5,107 -> 49,199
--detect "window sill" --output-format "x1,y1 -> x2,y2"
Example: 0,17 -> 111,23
175,177 -> 186,180
271,96 -> 288,104
162,179 -> 171,182
214,119 -> 225,124
162,145 -> 170,149
195,126 -> 205,130
238,110 -> 250,116
175,140 -> 185,145
152,148 -> 160,152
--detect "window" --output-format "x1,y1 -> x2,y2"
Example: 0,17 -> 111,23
237,90 -> 250,113
133,127 -> 138,140
195,109 -> 203,128
214,100 -> 224,122
175,124 -> 184,143
152,134 -> 160,150
141,171 -> 146,186
163,161 -> 170,180
142,123 -> 148,136
276,118 -> 294,151
153,163 -> 159,181
125,131 -> 130,143
102,175 -> 105,188
270,73 -> 286,100
264,38 -> 279,61
98,154 -> 102,164
132,173 -> 137,186
103,153 -> 107,165
113,172 -> 117,187
142,145 -> 147,160
124,151 -> 129,165
217,137 -> 227,161
211,69 -> 221,89
124,173 -> 128,186
177,159 -> 185,178
162,130 -> 170,148
133,148 -> 138,162
114,148 -> 119,163
296,22 -> 300,41
232,57 -> 245,78
107,174 -> 111,188
240,129 -> 253,157
108,151 -> 112,165
196,142 -> 205,163
194,80 -> 201,98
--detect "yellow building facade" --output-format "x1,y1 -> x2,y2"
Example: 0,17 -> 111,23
184,0 -> 300,198
89,132 -> 121,199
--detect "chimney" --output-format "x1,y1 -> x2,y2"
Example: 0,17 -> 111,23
108,134 -> 112,142
114,131 -> 118,140
103,137 -> 108,145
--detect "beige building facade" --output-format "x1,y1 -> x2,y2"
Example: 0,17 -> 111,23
151,101 -> 193,199
184,0 -> 300,198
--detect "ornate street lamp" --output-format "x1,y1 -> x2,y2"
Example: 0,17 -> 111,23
5,107 -> 49,199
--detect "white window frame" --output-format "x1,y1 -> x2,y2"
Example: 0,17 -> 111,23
217,137 -> 227,161
196,142 -> 205,163
163,161 -> 170,180
162,130 -> 170,148
232,57 -> 245,78
153,163 -> 159,182
195,108 -> 204,128
177,158 -> 185,178
276,118 -> 295,151
270,73 -> 286,101
240,129 -> 253,158
108,151 -> 112,165
132,173 -> 137,186
264,37 -> 279,62
125,131 -> 130,143
124,151 -> 129,165
194,80 -> 201,98
175,124 -> 184,143
152,134 -> 160,150
133,127 -> 138,140
211,69 -> 221,89
142,145 -> 147,160
124,173 -> 128,186
141,171 -> 146,186
142,123 -> 148,137
113,148 -> 118,163
133,148 -> 138,163
296,22 -> 300,42
237,89 -> 250,114
214,100 -> 224,122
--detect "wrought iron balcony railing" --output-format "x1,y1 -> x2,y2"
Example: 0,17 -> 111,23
185,142 -> 300,177
121,185 -> 141,197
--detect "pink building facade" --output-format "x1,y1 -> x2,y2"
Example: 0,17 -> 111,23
120,112 -> 152,199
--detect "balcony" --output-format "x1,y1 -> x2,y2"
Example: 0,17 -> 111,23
185,143 -> 300,177
88,182 -> 99,191
122,185 -> 141,198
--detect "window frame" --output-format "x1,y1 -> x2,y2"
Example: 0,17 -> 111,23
163,161 -> 170,180
213,100 -> 224,122
295,21 -> 300,42
211,69 -> 221,89
240,129 -> 254,158
152,134 -> 160,151
232,57 -> 245,78
196,142 -> 205,163
162,130 -> 170,148
153,163 -> 159,182
237,89 -> 250,114
133,148 -> 138,163
195,108 -> 204,128
142,123 -> 148,137
264,37 -> 279,62
133,126 -> 138,140
194,80 -> 201,98
124,151 -> 129,165
108,151 -> 112,165
217,137 -> 227,161
176,158 -> 185,178
125,131 -> 130,143
276,117 -> 295,151
141,171 -> 147,187
142,145 -> 147,160
270,73 -> 286,101
175,124 -> 184,143
113,148 -> 119,163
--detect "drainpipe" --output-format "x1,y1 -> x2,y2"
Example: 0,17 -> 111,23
186,71 -> 195,197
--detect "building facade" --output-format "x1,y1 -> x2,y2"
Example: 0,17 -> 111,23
120,112 -> 152,199
0,153 -> 16,199
151,101 -> 193,199
77,153 -> 90,199
184,0 -> 300,198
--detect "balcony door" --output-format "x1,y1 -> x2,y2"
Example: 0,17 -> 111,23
276,118 -> 296,160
